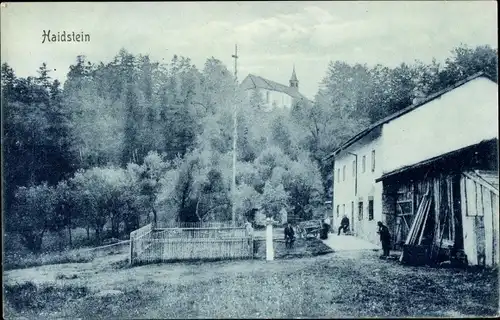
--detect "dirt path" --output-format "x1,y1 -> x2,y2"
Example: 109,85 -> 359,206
4,250 -> 499,319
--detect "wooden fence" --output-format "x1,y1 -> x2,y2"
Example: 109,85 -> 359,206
129,223 -> 253,265
156,221 -> 244,229
129,223 -> 153,264
82,240 -> 130,257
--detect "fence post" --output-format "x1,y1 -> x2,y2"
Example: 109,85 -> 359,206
245,222 -> 254,259
129,234 -> 134,265
266,218 -> 274,261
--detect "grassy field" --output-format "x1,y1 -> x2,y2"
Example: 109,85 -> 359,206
4,243 -> 498,319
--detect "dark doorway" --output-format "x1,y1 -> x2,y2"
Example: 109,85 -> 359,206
452,174 -> 464,250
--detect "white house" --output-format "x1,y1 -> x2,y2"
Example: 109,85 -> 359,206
329,127 -> 384,244
325,72 -> 499,267
240,67 -> 309,111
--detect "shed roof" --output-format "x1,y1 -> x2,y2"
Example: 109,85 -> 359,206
374,138 -> 498,182
323,71 -> 497,161
476,170 -> 499,191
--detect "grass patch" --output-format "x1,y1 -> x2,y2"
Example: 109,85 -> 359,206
110,258 -> 131,269
4,245 -> 498,318
4,281 -> 90,315
3,250 -> 96,271
63,288 -> 154,319
253,238 -> 333,260
139,257 -> 498,318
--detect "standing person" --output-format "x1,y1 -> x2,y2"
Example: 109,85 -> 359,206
245,220 -> 254,248
324,216 -> 331,233
245,220 -> 254,236
377,221 -> 391,258
338,215 -> 350,235
320,219 -> 329,240
284,223 -> 295,249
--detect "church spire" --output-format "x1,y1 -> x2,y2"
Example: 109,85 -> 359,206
289,64 -> 299,89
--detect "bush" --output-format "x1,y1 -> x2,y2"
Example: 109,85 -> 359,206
3,250 -> 95,271
55,273 -> 79,280
4,281 -> 89,312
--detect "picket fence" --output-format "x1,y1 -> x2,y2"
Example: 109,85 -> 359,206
129,222 -> 253,265
156,221 -> 243,229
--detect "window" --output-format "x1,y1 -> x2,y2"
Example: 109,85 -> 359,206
337,169 -> 340,183
352,160 -> 356,177
358,201 -> 363,221
351,201 -> 354,220
362,156 -> 366,173
342,165 -> 346,181
336,205 -> 340,217
266,91 -> 270,103
371,150 -> 376,172
342,204 -> 346,216
368,199 -> 374,221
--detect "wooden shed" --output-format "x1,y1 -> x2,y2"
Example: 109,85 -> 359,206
378,139 -> 498,267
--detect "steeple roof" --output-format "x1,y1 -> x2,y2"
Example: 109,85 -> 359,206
290,65 -> 298,81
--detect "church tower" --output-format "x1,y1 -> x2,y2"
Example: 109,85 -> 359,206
289,65 -> 299,90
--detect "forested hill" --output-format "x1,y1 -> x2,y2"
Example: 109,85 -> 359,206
2,44 -> 497,253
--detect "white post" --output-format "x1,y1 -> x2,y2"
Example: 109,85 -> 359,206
129,233 -> 134,265
266,217 -> 274,261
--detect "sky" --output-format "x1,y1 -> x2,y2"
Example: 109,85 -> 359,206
1,1 -> 497,99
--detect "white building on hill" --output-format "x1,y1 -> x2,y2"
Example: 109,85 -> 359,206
240,67 -> 310,111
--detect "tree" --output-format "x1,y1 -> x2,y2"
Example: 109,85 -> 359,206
70,168 -> 124,244
260,183 -> 290,220
234,184 -> 260,222
198,57 -> 237,116
249,88 -> 265,112
122,82 -> 141,165
195,169 -> 231,222
283,155 -> 324,221
137,151 -> 170,225
12,183 -> 57,253
36,62 -> 52,90
53,180 -> 75,249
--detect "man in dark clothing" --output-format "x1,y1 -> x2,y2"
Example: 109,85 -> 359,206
338,216 -> 350,235
320,219 -> 329,240
284,223 -> 295,248
377,221 -> 391,257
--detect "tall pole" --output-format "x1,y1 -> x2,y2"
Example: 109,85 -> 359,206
231,44 -> 239,226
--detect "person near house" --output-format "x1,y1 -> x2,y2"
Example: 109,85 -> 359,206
377,221 -> 391,257
324,216 -> 331,233
320,219 -> 329,240
245,220 -> 254,236
245,220 -> 254,248
284,223 -> 295,249
338,215 -> 350,235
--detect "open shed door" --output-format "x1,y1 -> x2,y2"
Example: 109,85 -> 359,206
460,171 -> 499,267
394,199 -> 413,249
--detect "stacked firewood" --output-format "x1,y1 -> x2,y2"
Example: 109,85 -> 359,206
400,189 -> 432,262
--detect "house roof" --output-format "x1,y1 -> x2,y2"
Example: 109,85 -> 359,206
323,71 -> 497,162
374,138 -> 498,182
240,74 -> 309,101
